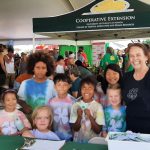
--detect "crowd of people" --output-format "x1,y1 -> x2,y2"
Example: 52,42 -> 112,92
0,42 -> 150,143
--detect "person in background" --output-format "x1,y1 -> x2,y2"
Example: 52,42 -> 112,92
17,52 -> 56,113
68,66 -> 81,98
144,43 -> 150,67
78,46 -> 88,67
117,50 -> 124,69
70,77 -> 105,143
64,51 -> 69,67
122,43 -> 150,134
13,73 -> 33,91
22,106 -> 60,140
97,53 -> 104,71
0,89 -> 31,135
75,60 -> 93,79
100,47 -> 119,71
77,50 -> 85,65
0,44 -> 7,89
14,53 -> 21,77
67,52 -> 76,70
53,48 -> 59,61
18,52 -> 28,75
4,46 -> 15,88
123,43 -> 134,73
102,84 -> 126,137
96,53 -> 105,86
48,74 -> 75,141
55,55 -> 65,74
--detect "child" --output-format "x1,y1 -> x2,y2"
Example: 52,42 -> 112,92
102,84 -> 126,137
17,52 -> 56,113
70,77 -> 105,143
0,89 -> 31,135
48,73 -> 75,141
22,106 -> 60,140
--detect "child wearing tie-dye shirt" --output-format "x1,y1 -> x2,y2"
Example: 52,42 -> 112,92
102,84 -> 126,137
0,89 -> 31,135
48,74 -> 76,141
17,52 -> 56,112
70,77 -> 105,143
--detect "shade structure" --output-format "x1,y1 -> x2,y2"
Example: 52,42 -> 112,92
33,0 -> 150,40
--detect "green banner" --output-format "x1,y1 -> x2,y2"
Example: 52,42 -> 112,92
33,0 -> 150,33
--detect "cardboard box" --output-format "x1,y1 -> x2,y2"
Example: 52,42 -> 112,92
106,132 -> 150,150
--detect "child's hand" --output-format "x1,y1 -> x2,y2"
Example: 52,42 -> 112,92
22,130 -> 35,138
101,131 -> 108,138
77,108 -> 83,118
84,109 -> 91,118
0,127 -> 2,135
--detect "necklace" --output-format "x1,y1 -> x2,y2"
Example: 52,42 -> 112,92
134,67 -> 149,80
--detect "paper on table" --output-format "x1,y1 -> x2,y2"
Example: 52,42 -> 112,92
21,139 -> 65,150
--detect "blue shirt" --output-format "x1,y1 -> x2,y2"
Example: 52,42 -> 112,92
71,77 -> 81,93
18,78 -> 56,110
103,105 -> 126,132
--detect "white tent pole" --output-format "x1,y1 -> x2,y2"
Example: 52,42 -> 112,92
75,40 -> 78,60
75,33 -> 78,60
33,33 -> 35,52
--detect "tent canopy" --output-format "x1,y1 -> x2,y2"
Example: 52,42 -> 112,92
33,0 -> 150,40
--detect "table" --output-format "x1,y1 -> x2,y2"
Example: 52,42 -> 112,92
0,135 -> 24,150
62,141 -> 108,150
0,135 -> 108,150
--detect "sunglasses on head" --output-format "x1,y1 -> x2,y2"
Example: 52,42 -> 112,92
3,89 -> 17,94
1,89 -> 18,102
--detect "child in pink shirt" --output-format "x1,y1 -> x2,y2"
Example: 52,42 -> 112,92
0,89 -> 31,135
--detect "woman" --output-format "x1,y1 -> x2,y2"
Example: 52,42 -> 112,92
122,43 -> 150,133
100,64 -> 122,94
97,64 -> 122,108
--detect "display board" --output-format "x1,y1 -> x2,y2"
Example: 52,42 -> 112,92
33,0 -> 150,34
92,42 -> 105,66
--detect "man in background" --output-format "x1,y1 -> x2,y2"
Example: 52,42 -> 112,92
4,46 -> 15,88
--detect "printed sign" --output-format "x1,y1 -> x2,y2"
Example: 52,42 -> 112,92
33,0 -> 150,33
92,42 -> 105,66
